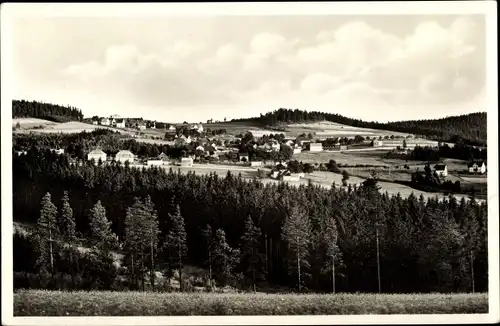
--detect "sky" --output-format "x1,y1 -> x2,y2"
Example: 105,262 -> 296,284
9,9 -> 487,123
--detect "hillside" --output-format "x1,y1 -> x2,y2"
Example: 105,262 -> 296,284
232,108 -> 487,146
12,99 -> 84,123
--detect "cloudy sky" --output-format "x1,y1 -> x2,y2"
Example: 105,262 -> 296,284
10,10 -> 487,123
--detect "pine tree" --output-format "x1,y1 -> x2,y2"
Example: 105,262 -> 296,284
89,200 -> 119,253
34,192 -> 59,287
164,204 -> 187,291
281,205 -> 312,293
202,224 -> 215,290
323,215 -> 343,293
88,200 -> 120,289
240,215 -> 264,292
213,228 -> 240,287
58,191 -> 77,288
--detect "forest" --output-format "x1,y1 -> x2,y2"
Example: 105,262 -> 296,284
232,108 -> 487,146
409,144 -> 487,162
13,145 -> 488,294
12,100 -> 84,122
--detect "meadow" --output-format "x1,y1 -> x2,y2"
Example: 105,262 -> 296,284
14,290 -> 488,316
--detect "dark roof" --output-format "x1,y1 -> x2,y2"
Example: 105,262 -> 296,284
434,164 -> 447,170
468,161 -> 485,167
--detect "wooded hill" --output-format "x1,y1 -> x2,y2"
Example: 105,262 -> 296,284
12,99 -> 84,123
232,108 -> 487,146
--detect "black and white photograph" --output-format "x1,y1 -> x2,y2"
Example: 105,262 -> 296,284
1,2 -> 498,325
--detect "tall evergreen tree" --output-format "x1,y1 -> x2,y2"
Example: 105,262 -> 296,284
202,224 -> 215,290
58,191 -> 78,288
322,215 -> 343,293
164,204 -> 187,291
240,215 -> 264,292
281,205 -> 312,293
34,192 -> 59,287
213,229 -> 240,287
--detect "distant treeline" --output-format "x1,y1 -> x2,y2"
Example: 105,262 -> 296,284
232,108 -> 487,146
409,144 -> 487,162
13,100 -> 84,122
13,147 -> 487,294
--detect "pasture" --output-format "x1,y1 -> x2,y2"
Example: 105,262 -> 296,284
13,290 -> 488,315
286,121 -> 410,138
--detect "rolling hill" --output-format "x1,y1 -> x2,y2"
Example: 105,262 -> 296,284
232,108 -> 487,146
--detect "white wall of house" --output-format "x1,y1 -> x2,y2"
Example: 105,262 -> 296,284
310,144 -> 323,152
88,153 -> 107,162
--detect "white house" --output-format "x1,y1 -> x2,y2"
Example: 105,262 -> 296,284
87,149 -> 107,162
115,119 -> 126,129
373,140 -> 383,147
434,164 -> 448,177
293,148 -> 302,154
310,143 -> 323,152
271,142 -> 281,151
468,161 -> 486,174
282,175 -> 300,182
168,125 -> 176,132
291,172 -> 305,178
147,160 -> 165,166
100,118 -> 110,126
92,120 -> 99,125
250,161 -> 263,167
339,145 -> 348,151
180,157 -> 193,167
115,150 -> 135,164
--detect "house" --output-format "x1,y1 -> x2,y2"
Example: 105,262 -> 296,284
468,161 -> 487,174
196,145 -> 205,152
92,120 -> 99,125
291,172 -> 305,178
239,151 -> 249,162
339,145 -> 348,151
310,143 -> 323,152
115,150 -> 135,164
100,118 -> 111,126
434,164 -> 448,177
250,161 -> 263,167
373,140 -> 383,147
293,148 -> 302,154
168,125 -> 177,132
158,152 -> 169,161
270,142 -> 281,151
147,160 -> 165,166
180,157 -> 193,167
138,123 -> 147,130
87,149 -> 107,162
51,148 -> 65,155
115,119 -> 126,129
282,175 -> 300,182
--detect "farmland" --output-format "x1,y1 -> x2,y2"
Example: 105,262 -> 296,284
14,290 -> 488,316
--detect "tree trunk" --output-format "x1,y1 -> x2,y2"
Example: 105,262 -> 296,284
208,251 -> 212,291
376,227 -> 381,293
264,233 -> 268,277
297,236 -> 301,293
70,250 -> 76,289
141,258 -> 145,291
131,253 -> 135,290
150,237 -> 155,291
178,239 -> 183,292
470,250 -> 475,294
269,236 -> 273,276
48,223 -> 55,288
332,258 -> 336,294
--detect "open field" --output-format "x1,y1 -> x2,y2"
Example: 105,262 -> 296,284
13,120 -> 130,135
12,118 -> 58,129
14,290 -> 488,316
286,121 -> 411,138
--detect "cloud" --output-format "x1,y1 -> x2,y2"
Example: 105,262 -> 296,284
52,16 -> 484,121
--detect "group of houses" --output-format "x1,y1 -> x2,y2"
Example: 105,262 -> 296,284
92,115 -> 180,132
432,160 -> 487,178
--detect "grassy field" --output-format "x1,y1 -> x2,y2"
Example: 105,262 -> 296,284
13,290 -> 488,316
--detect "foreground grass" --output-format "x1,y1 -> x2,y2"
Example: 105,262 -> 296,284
14,290 -> 488,316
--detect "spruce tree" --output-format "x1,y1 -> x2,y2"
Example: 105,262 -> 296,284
323,215 -> 343,293
59,191 -> 77,288
164,204 -> 187,291
213,228 -> 240,287
34,192 -> 59,287
281,205 -> 312,293
240,215 -> 264,292
202,224 -> 215,290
